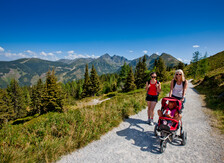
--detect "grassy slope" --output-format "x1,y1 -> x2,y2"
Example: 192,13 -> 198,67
185,51 -> 224,77
188,51 -> 224,133
193,72 -> 224,133
0,83 -> 170,163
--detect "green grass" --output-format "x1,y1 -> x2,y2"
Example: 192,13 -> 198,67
185,51 -> 224,133
193,71 -> 224,133
0,83 -> 170,163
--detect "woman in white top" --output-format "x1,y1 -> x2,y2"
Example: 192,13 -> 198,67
169,69 -> 188,111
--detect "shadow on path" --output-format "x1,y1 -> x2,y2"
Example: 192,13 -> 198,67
116,118 -> 161,154
191,87 -> 200,94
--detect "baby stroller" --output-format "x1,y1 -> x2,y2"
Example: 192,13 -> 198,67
154,97 -> 187,153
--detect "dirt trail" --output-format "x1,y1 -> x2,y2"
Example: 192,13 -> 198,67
58,81 -> 224,163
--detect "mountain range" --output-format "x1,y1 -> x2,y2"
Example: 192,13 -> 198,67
0,53 -> 181,88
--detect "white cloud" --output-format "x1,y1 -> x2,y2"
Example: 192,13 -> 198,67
40,51 -> 47,56
0,46 -> 4,52
3,52 -> 28,59
39,54 -> 59,61
193,45 -> 200,48
40,51 -> 54,57
4,52 -> 16,57
129,50 -> 133,53
155,52 -> 159,55
183,59 -> 191,64
65,54 -> 85,59
65,53 -> 99,60
67,50 -> 74,54
49,55 -> 59,61
91,54 -> 99,58
143,50 -> 148,54
18,53 -> 27,58
0,48 -> 99,61
25,50 -> 36,56
55,51 -> 62,54
177,58 -> 183,62
25,50 -> 32,53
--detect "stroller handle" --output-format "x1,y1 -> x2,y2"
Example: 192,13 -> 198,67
159,117 -> 179,123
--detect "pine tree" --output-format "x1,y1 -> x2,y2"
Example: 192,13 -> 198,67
151,59 -> 158,73
177,62 -> 185,70
7,79 -> 27,119
31,78 -> 44,114
156,57 -> 167,82
154,59 -> 158,68
191,51 -> 201,78
124,67 -> 136,92
76,80 -> 83,99
135,58 -> 143,89
82,64 -> 91,97
23,86 -> 31,107
118,62 -> 130,89
134,56 -> 148,89
0,88 -> 14,124
142,55 -> 147,86
41,69 -> 63,114
90,64 -> 101,96
198,52 -> 209,77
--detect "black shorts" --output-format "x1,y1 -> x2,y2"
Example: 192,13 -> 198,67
146,94 -> 158,102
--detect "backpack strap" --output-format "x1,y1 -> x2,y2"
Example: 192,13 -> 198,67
156,80 -> 160,96
173,80 -> 185,88
182,81 -> 186,88
173,80 -> 176,88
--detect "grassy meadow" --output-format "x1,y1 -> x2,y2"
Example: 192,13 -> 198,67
192,71 -> 224,133
0,83 -> 170,162
185,51 -> 224,133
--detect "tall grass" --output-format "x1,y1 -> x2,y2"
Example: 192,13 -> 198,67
193,71 -> 224,133
0,83 -> 170,162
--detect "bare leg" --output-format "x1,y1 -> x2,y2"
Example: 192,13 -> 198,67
174,113 -> 182,121
147,101 -> 151,119
157,110 -> 163,117
149,101 -> 157,119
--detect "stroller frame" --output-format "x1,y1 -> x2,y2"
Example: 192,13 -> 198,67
154,97 -> 187,153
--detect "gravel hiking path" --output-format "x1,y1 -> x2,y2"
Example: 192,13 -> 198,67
58,81 -> 224,163
88,98 -> 111,105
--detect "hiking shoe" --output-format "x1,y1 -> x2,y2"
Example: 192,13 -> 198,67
149,120 -> 154,126
148,119 -> 154,125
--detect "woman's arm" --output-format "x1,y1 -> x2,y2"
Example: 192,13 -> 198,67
182,80 -> 188,99
173,111 -> 179,120
157,82 -> 161,93
169,79 -> 174,97
145,81 -> 150,91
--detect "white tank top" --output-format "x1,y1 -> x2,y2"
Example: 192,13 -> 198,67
172,82 -> 183,98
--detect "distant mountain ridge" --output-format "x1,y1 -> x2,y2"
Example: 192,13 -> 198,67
0,53 -> 181,88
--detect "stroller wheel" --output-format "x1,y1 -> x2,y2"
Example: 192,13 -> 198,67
160,140 -> 167,153
181,131 -> 187,145
154,124 -> 158,136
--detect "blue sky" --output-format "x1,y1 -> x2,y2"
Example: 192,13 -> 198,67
0,0 -> 224,63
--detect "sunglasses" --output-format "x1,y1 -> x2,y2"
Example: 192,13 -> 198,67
176,74 -> 182,76
151,76 -> 157,78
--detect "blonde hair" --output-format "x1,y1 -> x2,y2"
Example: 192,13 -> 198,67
174,69 -> 185,81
